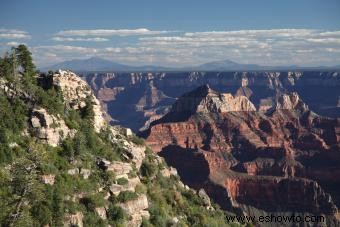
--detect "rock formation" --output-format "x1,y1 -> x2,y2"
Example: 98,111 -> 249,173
1,44 -> 248,227
143,85 -> 340,225
29,107 -> 75,146
118,194 -> 149,227
53,70 -> 106,132
85,71 -> 340,132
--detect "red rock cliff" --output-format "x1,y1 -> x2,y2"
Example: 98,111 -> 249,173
144,85 -> 340,223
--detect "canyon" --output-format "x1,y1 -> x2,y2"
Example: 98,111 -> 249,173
84,71 -> 340,132
84,71 -> 340,226
142,84 -> 340,226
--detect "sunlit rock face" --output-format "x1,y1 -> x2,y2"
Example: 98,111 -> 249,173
29,107 -> 75,147
143,85 -> 340,225
53,70 -> 106,132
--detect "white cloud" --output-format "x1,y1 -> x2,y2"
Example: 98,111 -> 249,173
35,45 -> 98,54
56,28 -> 170,37
29,29 -> 340,67
137,29 -> 340,66
6,41 -> 26,46
0,29 -> 31,39
52,37 -> 109,42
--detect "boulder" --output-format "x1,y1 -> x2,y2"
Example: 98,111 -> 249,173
118,194 -> 149,227
109,177 -> 140,196
63,212 -> 83,227
80,168 -> 91,179
67,168 -> 79,175
95,207 -> 107,220
161,168 -> 171,178
107,161 -> 133,177
118,194 -> 148,215
29,108 -> 74,147
41,174 -> 55,185
198,189 -> 211,207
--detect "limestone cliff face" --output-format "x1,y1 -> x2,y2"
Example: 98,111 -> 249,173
53,70 -> 106,132
274,92 -> 309,112
143,85 -> 340,224
29,107 -> 75,147
169,85 -> 256,115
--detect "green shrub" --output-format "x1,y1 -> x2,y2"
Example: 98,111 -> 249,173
80,96 -> 95,120
116,177 -> 128,185
130,135 -> 145,145
107,204 -> 127,225
30,201 -> 52,226
80,193 -> 106,211
117,191 -> 138,203
140,160 -> 157,178
141,217 -> 154,227
33,87 -> 64,115
135,183 -> 147,194
83,213 -> 107,227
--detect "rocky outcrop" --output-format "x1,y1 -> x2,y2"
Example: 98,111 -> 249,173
161,166 -> 178,178
29,107 -> 75,146
41,174 -> 55,185
63,212 -> 83,227
274,92 -> 309,112
53,70 -> 106,132
109,177 -> 140,196
198,189 -> 213,209
118,194 -> 149,227
97,159 -> 133,178
168,85 -> 256,116
144,85 -> 340,225
95,207 -> 107,220
0,77 -> 31,101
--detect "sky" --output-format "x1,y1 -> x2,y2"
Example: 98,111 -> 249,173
1,0 -> 340,68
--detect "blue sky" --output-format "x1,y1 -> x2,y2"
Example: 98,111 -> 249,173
1,0 -> 340,67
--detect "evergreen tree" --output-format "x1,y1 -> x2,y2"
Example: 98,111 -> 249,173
0,52 -> 14,81
15,45 -> 35,76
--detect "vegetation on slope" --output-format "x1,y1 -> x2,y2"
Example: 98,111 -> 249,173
0,45 -> 242,227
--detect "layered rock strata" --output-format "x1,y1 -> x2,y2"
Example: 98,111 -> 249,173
144,85 -> 340,225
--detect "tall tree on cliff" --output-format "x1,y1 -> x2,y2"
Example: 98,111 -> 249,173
15,44 -> 36,86
15,45 -> 35,75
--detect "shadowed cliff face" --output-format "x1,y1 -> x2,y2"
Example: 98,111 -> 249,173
84,71 -> 340,132
142,85 -> 340,225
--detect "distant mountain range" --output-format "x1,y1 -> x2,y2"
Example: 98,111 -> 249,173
41,57 -> 340,72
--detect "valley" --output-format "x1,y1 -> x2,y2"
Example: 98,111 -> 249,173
83,70 -> 340,225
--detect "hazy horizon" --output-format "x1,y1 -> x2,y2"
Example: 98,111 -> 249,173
1,0 -> 340,68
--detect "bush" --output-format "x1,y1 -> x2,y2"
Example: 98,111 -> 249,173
83,213 -> 107,227
140,160 -> 157,178
80,96 -> 94,120
116,177 -> 128,185
130,135 -> 145,145
135,183 -> 147,194
80,193 -> 107,212
65,109 -> 82,130
34,87 -> 64,115
30,201 -> 52,226
117,191 -> 138,203
141,217 -> 153,227
107,204 -> 127,225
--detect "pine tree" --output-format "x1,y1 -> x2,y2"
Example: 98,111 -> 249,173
15,45 -> 35,76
